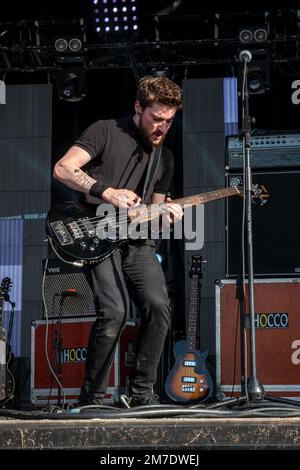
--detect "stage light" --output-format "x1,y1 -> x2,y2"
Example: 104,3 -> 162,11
54,38 -> 68,53
239,29 -> 253,44
54,37 -> 83,63
247,63 -> 270,95
248,71 -> 265,93
149,67 -> 169,78
55,68 -> 87,102
68,38 -> 82,53
253,28 -> 268,43
91,0 -> 140,38
239,26 -> 268,44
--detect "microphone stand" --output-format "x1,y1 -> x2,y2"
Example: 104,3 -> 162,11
212,53 -> 300,410
210,52 -> 264,410
55,295 -> 64,408
240,51 -> 264,401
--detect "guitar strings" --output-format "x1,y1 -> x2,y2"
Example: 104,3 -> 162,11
60,188 -> 239,236
65,188 -> 238,231
70,206 -> 161,231
70,212 -> 150,232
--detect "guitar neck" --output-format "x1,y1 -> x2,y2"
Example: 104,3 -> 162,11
131,186 -> 240,223
186,275 -> 199,353
171,186 -> 240,209
0,297 -> 3,329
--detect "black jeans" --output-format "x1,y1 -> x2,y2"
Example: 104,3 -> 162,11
80,241 -> 171,399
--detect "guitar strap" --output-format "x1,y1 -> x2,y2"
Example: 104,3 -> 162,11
141,145 -> 162,205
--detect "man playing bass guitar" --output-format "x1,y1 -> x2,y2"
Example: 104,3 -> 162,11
53,76 -> 183,406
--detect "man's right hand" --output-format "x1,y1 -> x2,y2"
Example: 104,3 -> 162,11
102,188 -> 141,208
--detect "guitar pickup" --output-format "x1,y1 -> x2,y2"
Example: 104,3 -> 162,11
183,360 -> 196,367
50,221 -> 73,246
182,376 -> 196,383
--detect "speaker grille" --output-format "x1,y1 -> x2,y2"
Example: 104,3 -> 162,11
226,170 -> 300,277
43,259 -> 95,318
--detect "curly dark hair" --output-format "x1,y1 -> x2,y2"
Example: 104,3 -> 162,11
136,76 -> 182,110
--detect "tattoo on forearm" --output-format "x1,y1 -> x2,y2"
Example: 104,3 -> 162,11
73,168 -> 95,190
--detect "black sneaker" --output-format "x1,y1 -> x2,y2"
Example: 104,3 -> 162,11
77,395 -> 104,407
128,393 -> 160,407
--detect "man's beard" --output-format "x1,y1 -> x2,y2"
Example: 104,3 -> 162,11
137,122 -> 165,148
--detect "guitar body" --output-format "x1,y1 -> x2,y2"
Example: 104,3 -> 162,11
5,347 -> 15,399
165,339 -> 213,403
46,201 -> 128,263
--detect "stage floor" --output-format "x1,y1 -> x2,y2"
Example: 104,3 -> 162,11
1,400 -> 300,452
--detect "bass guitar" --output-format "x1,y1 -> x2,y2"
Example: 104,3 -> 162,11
0,277 -> 15,404
46,186 -> 241,264
165,256 -> 213,403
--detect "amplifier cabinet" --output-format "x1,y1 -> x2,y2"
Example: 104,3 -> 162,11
215,278 -> 300,399
226,133 -> 300,170
31,317 -> 139,405
226,170 -> 300,277
43,259 -> 96,319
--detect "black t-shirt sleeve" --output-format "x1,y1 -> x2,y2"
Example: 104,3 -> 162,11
74,120 -> 107,159
153,149 -> 174,195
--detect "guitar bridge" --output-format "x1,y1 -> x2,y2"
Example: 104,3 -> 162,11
182,385 -> 195,393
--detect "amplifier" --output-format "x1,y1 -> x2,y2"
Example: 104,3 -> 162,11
43,259 -> 95,319
226,133 -> 300,169
226,170 -> 300,277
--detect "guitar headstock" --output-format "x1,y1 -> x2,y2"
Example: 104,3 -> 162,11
234,184 -> 270,206
0,277 -> 12,301
189,255 -> 202,277
251,184 -> 270,206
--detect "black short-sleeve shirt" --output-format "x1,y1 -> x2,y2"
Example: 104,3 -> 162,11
74,116 -> 174,200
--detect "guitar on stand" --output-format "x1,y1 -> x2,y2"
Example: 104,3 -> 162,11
0,289 -> 5,402
0,277 -> 15,405
165,256 -> 213,404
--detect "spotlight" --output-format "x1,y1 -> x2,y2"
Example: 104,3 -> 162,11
253,28 -> 268,43
55,69 -> 87,102
247,64 -> 270,95
149,67 -> 169,77
68,38 -> 82,53
239,26 -> 268,44
248,71 -> 264,94
54,37 -> 83,63
239,29 -> 253,44
54,38 -> 68,53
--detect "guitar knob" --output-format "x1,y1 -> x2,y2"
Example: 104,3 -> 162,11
79,241 -> 87,251
200,387 -> 204,392
92,237 -> 100,245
